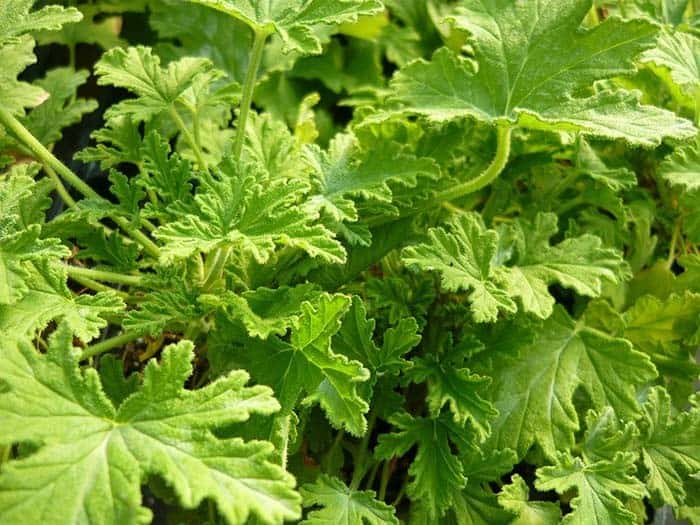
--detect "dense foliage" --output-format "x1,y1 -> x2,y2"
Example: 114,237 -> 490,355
1,0 -> 699,524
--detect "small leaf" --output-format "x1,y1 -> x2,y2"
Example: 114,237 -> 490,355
301,475 -> 399,525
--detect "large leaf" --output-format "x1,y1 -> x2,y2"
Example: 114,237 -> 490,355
0,332 -> 301,525
481,306 -> 657,459
185,0 -> 383,54
388,0 -> 695,145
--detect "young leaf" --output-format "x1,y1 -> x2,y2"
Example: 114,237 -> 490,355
640,30 -> 700,109
0,261 -> 124,342
186,0 -> 383,55
375,413 -> 468,520
389,0 -> 695,145
0,332 -> 301,525
155,159 -> 345,264
332,296 -> 419,377
636,387 -> 700,508
304,134 -> 439,225
499,474 -> 561,525
300,475 -> 399,525
403,212 -> 629,322
243,294 -> 371,436
23,68 -> 97,145
407,347 -> 497,441
95,46 -> 214,122
403,213 -> 517,323
536,452 -> 646,525
659,138 -> 700,191
201,283 -> 322,339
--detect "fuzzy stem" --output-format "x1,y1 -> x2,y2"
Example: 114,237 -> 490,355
0,108 -> 162,259
170,106 -> 207,171
432,123 -> 512,203
64,264 -> 145,287
69,273 -> 128,299
350,411 -> 377,490
232,28 -> 269,160
378,460 -> 393,501
667,221 -> 682,270
80,331 -> 142,360
44,165 -> 77,207
202,246 -> 232,291
0,107 -> 100,200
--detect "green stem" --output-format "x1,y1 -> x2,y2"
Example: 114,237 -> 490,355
365,124 -> 512,229
0,107 -> 100,200
432,123 -> 513,203
64,264 -> 145,287
69,273 -> 128,299
202,247 -> 231,291
170,106 -> 207,171
667,220 -> 682,270
44,165 -> 76,207
0,445 -> 10,467
350,412 -> 377,490
80,331 -> 142,360
378,460 -> 393,501
0,108 -> 161,259
618,0 -> 627,17
232,28 -> 269,161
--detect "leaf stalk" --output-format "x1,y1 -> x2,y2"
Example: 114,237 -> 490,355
232,28 -> 269,160
80,331 -> 143,360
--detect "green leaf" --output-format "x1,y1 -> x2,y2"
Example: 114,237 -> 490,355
94,46 -> 213,122
641,30 -> 700,109
186,0 -> 383,55
76,116 -> 144,169
0,332 -> 301,525
304,134 -> 439,227
536,452 -> 646,525
23,67 -> 97,145
0,225 -> 69,305
0,36 -> 49,116
0,261 -> 124,342
389,1 -> 695,145
659,137 -> 700,191
124,274 -> 202,336
332,296 -> 419,376
244,294 -> 371,436
155,158 -> 345,264
201,284 -> 322,339
402,213 -> 516,323
0,0 -> 81,43
407,346 -> 497,441
300,474 -> 399,525
636,387 -> 700,508
403,212 -> 629,322
482,306 -> 657,459
375,413 -> 468,520
498,474 -> 560,525
501,213 -> 631,319
447,448 -> 518,525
